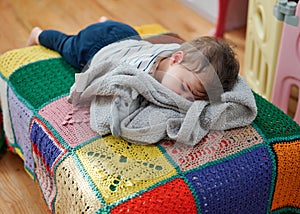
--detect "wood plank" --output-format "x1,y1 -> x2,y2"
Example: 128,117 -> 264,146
0,152 -> 47,214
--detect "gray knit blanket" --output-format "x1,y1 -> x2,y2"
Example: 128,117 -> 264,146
68,60 -> 257,146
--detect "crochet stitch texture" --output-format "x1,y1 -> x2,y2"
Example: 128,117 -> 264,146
0,25 -> 299,214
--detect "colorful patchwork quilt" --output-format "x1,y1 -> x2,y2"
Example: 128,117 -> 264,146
0,25 -> 299,214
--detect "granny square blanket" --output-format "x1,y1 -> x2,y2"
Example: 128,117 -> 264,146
0,26 -> 299,214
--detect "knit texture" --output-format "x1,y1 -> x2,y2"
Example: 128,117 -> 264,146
0,26 -> 299,214
69,61 -> 257,146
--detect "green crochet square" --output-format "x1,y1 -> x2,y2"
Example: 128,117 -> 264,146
253,92 -> 300,139
9,58 -> 78,110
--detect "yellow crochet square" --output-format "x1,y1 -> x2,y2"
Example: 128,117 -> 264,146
0,46 -> 60,78
76,135 -> 177,204
134,24 -> 170,38
55,155 -> 104,212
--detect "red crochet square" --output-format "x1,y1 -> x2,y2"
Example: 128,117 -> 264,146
111,178 -> 197,214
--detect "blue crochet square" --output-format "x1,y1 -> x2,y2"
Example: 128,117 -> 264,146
30,120 -> 66,171
186,146 -> 273,214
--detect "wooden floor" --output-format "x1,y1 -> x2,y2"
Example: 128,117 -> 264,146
0,0 -> 246,213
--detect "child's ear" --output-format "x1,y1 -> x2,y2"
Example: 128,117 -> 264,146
170,51 -> 184,64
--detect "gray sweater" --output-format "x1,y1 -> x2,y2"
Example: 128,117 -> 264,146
69,60 -> 257,146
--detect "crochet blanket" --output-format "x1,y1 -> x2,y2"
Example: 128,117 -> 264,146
0,26 -> 299,214
0,109 -> 5,153
69,60 -> 257,146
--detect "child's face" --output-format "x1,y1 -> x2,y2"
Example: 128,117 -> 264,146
160,62 -> 206,101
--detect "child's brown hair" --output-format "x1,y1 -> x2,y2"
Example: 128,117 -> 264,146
176,36 -> 240,100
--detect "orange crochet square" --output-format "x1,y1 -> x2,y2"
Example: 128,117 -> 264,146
271,140 -> 300,210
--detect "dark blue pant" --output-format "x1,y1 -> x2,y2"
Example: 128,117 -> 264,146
39,20 -> 141,69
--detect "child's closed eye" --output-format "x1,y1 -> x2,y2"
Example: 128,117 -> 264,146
181,82 -> 190,92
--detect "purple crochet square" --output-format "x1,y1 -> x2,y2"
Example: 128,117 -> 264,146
185,146 -> 273,214
8,87 -> 35,172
